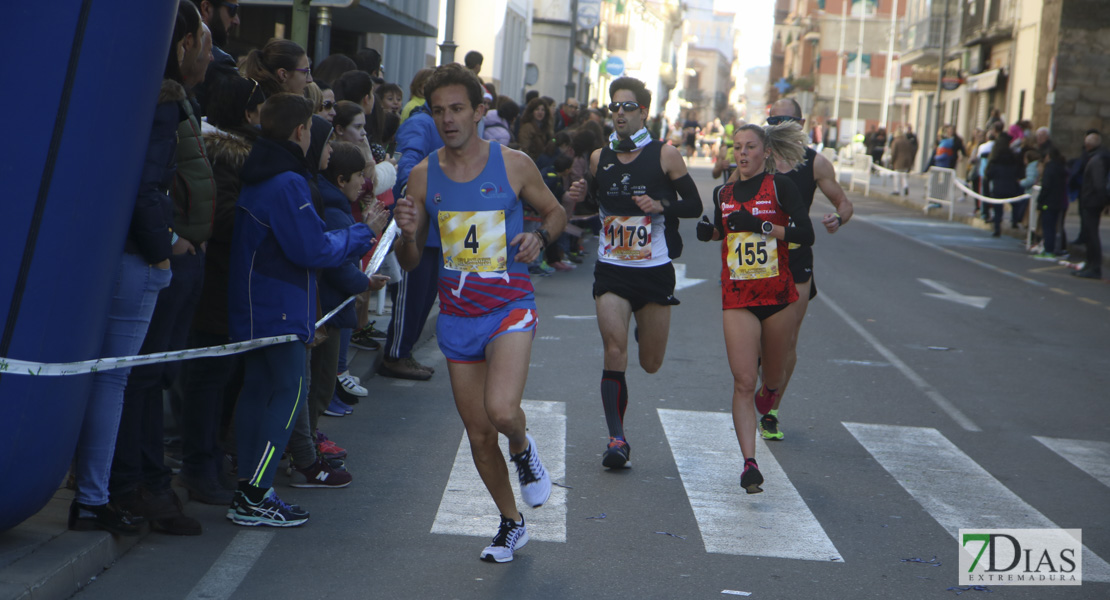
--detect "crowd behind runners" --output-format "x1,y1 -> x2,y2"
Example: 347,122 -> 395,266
66,0 -> 869,563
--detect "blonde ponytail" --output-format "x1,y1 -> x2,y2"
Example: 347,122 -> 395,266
734,122 -> 808,173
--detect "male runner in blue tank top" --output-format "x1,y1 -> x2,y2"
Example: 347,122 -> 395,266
756,98 -> 854,440
393,64 -> 579,563
589,77 -> 704,469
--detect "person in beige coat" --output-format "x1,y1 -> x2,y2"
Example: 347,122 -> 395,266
890,128 -> 918,195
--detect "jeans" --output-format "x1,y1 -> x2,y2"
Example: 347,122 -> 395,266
177,329 -> 240,479
74,253 -> 171,506
1041,208 -> 1061,254
1080,206 -> 1103,273
336,327 -> 352,374
237,341 -> 307,489
111,250 -> 205,496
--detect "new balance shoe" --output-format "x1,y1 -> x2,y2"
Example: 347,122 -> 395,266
290,458 -> 353,488
754,385 -> 779,415
479,515 -> 529,563
337,372 -> 368,397
740,458 -> 764,494
759,412 -> 784,441
601,437 -> 631,469
227,488 -> 308,527
510,433 -> 551,508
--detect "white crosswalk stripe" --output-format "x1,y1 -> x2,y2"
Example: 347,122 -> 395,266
658,408 -> 844,562
431,400 -> 567,542
1034,436 -> 1110,490
844,422 -> 1110,582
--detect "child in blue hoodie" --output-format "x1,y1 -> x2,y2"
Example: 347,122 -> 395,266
226,94 -> 374,527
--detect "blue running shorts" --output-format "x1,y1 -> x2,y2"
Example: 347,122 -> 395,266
436,302 -> 538,363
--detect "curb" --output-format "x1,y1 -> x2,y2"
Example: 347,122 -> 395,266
0,492 -> 145,600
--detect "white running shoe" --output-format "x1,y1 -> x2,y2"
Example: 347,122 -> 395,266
337,373 -> 368,397
510,433 -> 551,508
480,515 -> 529,563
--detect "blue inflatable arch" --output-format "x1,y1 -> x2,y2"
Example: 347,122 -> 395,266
0,1 -> 179,532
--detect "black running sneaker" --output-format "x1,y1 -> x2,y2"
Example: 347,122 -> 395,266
741,458 -> 764,494
602,437 -> 631,469
480,515 -> 529,563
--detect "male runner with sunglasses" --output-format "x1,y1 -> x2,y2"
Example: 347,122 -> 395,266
588,77 -> 703,469
754,98 -> 853,441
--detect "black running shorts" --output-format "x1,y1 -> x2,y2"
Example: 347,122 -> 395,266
593,261 -> 680,313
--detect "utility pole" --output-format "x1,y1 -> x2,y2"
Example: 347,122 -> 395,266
291,0 -> 310,49
439,0 -> 458,65
566,0 -> 579,101
850,0 -> 865,139
933,0 -> 951,133
880,0 -> 898,132
833,0 -> 848,144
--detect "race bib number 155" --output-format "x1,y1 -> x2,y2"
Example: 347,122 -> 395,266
727,232 -> 778,280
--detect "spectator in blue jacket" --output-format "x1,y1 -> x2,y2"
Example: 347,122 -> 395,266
226,93 -> 374,527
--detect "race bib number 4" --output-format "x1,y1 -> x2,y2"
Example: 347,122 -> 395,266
727,232 -> 778,280
602,215 -> 652,260
440,210 -> 508,272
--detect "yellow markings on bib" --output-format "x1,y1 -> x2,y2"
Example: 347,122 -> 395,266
440,210 -> 508,272
601,215 -> 652,260
727,232 -> 778,280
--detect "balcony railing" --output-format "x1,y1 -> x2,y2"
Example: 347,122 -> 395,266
961,0 -> 1016,46
901,15 -> 959,55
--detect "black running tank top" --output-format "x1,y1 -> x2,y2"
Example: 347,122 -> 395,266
782,147 -> 818,210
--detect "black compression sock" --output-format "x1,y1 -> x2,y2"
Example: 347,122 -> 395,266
601,370 -> 627,439
238,481 -> 267,504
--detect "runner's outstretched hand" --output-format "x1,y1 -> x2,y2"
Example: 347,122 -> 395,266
726,209 -> 763,233
511,229 -> 546,265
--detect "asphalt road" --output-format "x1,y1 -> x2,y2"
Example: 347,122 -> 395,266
73,160 -> 1110,600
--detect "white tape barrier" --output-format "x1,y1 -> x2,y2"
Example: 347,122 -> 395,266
0,221 -> 400,377
952,178 -> 1031,205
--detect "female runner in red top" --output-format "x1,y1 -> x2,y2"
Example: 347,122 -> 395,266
696,122 -> 812,493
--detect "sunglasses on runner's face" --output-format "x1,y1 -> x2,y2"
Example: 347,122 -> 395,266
766,115 -> 802,126
608,101 -> 643,113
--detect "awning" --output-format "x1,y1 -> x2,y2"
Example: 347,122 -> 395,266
240,0 -> 437,37
967,68 -> 1001,92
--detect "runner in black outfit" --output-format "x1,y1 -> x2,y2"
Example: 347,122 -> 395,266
756,98 -> 853,441
589,77 -> 703,469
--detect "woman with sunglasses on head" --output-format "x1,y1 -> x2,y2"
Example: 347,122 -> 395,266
240,38 -> 312,97
588,76 -> 703,470
694,121 -> 813,494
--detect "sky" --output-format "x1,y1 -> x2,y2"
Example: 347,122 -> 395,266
716,0 -> 774,72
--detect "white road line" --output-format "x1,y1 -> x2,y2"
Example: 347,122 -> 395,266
818,292 -> 981,432
858,216 -> 1046,287
1034,436 -> 1110,490
553,315 -> 596,320
844,422 -> 1110,582
184,530 -> 275,600
658,408 -> 843,562
431,400 -> 566,542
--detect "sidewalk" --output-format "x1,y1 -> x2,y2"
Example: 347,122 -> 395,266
0,295 -> 439,600
842,167 -> 1110,270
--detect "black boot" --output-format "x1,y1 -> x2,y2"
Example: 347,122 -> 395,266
68,500 -> 144,536
142,487 -> 203,536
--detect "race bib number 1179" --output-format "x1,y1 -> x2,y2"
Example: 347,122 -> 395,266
602,215 -> 652,261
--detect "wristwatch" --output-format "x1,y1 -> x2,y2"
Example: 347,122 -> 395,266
761,220 -> 774,236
